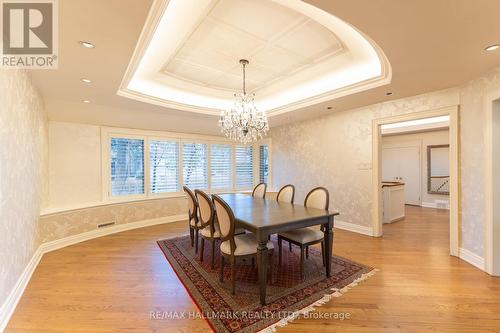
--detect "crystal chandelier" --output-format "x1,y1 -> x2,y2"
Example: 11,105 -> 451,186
219,59 -> 269,144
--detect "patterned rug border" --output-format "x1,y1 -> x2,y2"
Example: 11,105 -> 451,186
257,268 -> 378,333
156,235 -> 378,333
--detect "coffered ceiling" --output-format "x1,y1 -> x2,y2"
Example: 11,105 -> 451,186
162,1 -> 344,93
29,0 -> 500,135
119,0 -> 390,116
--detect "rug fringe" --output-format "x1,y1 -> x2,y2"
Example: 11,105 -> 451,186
257,268 -> 379,333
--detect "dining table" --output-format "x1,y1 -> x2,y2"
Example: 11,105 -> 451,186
218,193 -> 340,305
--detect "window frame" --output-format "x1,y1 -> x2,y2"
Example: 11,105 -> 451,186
101,127 -> 271,203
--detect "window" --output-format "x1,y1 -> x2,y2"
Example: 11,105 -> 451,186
259,144 -> 269,184
105,128 -> 270,199
182,142 -> 208,189
235,145 -> 253,189
150,140 -> 179,193
211,144 -> 232,190
110,137 -> 144,196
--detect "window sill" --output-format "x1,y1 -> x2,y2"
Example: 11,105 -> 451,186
40,190 -> 279,217
40,194 -> 186,217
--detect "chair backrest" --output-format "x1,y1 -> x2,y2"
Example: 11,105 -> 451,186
195,189 -> 215,232
304,187 -> 329,210
277,184 -> 295,204
252,182 -> 267,198
212,194 -> 235,241
183,186 -> 198,226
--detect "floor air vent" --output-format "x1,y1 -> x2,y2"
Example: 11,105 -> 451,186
97,221 -> 116,228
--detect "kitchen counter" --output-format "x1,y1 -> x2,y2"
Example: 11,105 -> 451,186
382,181 -> 405,223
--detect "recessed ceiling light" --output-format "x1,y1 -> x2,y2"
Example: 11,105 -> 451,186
386,92 -> 393,96
81,78 -> 92,83
327,106 -> 333,110
485,44 -> 500,52
82,100 -> 91,103
79,41 -> 95,48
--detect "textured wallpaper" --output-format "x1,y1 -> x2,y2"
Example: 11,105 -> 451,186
271,88 -> 459,228
0,69 -> 48,304
459,67 -> 500,256
39,197 -> 187,243
272,67 -> 500,258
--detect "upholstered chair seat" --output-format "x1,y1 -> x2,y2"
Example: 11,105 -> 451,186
279,227 -> 323,244
201,224 -> 245,238
220,233 -> 274,256
278,187 -> 330,279
213,194 -> 274,295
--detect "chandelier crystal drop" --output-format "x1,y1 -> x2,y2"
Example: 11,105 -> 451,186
218,59 -> 269,144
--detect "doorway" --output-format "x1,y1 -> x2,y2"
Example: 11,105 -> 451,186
372,106 -> 459,257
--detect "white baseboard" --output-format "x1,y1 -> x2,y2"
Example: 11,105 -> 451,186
0,214 -> 185,332
0,248 -> 43,332
459,247 -> 485,271
41,214 -> 185,253
421,201 -> 450,210
334,220 -> 374,236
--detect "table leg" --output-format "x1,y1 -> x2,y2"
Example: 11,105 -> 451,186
324,216 -> 334,277
257,238 -> 268,305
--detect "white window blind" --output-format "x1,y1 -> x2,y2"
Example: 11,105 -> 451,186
211,144 -> 232,190
235,145 -> 253,189
110,137 -> 145,196
150,140 -> 179,193
259,145 -> 269,184
182,142 -> 208,189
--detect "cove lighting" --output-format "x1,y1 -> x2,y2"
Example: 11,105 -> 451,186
381,116 -> 450,130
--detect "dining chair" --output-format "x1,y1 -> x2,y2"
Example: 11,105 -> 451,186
277,187 -> 329,279
276,184 -> 295,204
183,186 -> 203,254
252,182 -> 267,198
196,189 -> 245,268
212,194 -> 274,295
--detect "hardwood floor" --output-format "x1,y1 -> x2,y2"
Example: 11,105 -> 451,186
7,206 -> 500,332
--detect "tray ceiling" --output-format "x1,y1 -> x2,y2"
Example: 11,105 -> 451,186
119,0 -> 391,116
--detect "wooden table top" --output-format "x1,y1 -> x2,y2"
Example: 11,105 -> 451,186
218,193 -> 339,236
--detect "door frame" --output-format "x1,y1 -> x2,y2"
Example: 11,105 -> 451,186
372,105 -> 460,257
485,89 -> 500,275
381,140 -> 422,206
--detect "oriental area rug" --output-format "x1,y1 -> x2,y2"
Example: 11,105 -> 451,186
157,235 -> 376,333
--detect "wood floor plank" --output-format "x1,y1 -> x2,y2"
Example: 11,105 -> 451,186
7,206 -> 500,332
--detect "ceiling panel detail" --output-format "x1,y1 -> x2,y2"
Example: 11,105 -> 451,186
119,0 -> 391,116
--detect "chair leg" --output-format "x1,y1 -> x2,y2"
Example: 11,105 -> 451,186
252,258 -> 255,269
300,245 -> 305,280
278,237 -> 282,266
230,256 -> 236,295
219,255 -> 224,282
289,242 -> 292,252
321,241 -> 325,266
195,229 -> 199,254
211,239 -> 216,269
199,237 -> 205,262
306,246 -> 309,259
189,227 -> 194,247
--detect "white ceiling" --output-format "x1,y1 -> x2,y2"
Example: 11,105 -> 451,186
121,0 -> 389,116
163,0 -> 343,93
29,0 -> 500,135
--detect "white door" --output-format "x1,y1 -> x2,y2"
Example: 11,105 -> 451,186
382,145 -> 421,206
